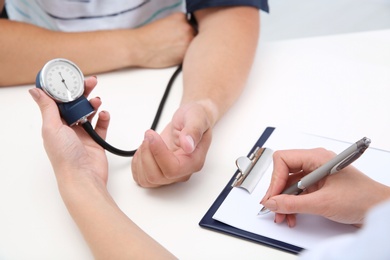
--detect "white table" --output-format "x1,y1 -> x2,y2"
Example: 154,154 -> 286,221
1,29 -> 389,259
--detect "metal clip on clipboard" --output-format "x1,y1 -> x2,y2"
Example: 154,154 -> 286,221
232,147 -> 273,193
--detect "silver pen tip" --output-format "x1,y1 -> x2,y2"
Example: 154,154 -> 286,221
257,207 -> 271,215
364,137 -> 371,146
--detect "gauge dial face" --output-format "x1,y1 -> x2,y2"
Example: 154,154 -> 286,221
39,59 -> 84,103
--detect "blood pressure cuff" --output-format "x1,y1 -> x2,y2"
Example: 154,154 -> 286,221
0,6 -> 8,18
186,0 -> 269,13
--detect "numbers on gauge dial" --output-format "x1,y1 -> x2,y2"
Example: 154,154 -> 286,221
45,63 -> 84,101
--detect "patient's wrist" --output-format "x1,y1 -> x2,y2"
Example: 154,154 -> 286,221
195,99 -> 219,127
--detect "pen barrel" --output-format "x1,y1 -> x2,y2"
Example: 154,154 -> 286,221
299,142 -> 359,189
282,183 -> 303,195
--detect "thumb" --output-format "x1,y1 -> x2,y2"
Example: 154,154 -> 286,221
29,88 -> 63,129
179,118 -> 209,154
179,133 -> 196,154
263,193 -> 321,215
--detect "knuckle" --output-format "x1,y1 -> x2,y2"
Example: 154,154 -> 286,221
163,169 -> 179,180
314,147 -> 336,160
272,150 -> 283,160
144,172 -> 161,185
283,201 -> 296,213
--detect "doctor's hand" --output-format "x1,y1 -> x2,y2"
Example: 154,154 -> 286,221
260,149 -> 390,228
131,101 -> 213,187
29,76 -> 109,187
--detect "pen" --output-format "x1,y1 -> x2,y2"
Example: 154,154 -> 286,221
258,137 -> 371,215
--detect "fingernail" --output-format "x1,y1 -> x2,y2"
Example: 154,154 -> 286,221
145,133 -> 154,144
99,110 -> 108,117
186,135 -> 195,152
28,88 -> 40,101
287,218 -> 293,228
264,199 -> 277,212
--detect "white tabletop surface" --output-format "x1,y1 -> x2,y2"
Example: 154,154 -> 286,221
1,29 -> 390,259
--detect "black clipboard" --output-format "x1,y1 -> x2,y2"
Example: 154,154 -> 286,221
199,127 -> 302,254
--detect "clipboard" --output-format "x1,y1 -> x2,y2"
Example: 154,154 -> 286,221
199,125 -> 390,254
199,126 -> 303,254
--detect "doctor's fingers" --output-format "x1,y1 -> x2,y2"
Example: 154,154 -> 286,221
83,76 -> 98,97
29,88 -> 63,129
93,111 -> 110,141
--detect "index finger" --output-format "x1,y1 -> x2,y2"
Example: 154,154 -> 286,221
83,76 -> 98,97
262,148 -> 334,202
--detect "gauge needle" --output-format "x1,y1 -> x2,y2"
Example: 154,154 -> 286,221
58,72 -> 72,100
58,72 -> 70,90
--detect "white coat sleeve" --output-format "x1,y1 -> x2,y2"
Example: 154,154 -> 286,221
299,199 -> 390,260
